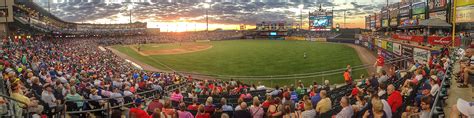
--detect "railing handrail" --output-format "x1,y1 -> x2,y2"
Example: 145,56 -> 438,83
0,93 -> 29,106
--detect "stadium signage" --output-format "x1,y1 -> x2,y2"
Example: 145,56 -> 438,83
412,2 -> 426,15
456,0 -> 474,7
387,42 -> 393,52
427,36 -> 461,46
429,11 -> 446,21
392,34 -> 424,43
428,0 -> 447,11
392,43 -> 402,55
390,18 -> 398,26
381,40 -> 387,49
413,48 -> 431,64
456,5 -> 474,23
399,5 -> 410,17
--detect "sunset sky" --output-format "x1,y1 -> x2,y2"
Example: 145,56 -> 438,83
35,0 -> 402,32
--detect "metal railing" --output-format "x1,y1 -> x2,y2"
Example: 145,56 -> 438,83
60,81 -> 188,118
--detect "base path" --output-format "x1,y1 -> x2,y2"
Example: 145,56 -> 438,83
107,47 -> 165,72
345,44 -> 377,73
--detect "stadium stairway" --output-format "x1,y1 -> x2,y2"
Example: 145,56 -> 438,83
443,58 -> 474,117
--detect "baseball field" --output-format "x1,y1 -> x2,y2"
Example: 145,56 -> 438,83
111,40 -> 368,86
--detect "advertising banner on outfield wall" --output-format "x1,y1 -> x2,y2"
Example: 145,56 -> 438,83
413,48 -> 431,64
381,40 -> 387,49
387,42 -> 393,52
392,43 -> 402,55
402,46 -> 413,58
429,11 -> 447,21
377,39 -> 382,48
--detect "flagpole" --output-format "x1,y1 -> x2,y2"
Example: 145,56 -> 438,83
451,0 -> 456,47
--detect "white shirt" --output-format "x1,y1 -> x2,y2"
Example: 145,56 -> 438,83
381,100 -> 392,118
336,106 -> 353,118
430,84 -> 440,96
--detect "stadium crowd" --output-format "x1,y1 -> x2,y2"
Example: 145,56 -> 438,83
0,36 -> 188,117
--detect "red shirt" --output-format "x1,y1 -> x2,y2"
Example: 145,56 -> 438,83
195,113 -> 210,118
187,104 -> 199,111
262,101 -> 272,108
351,88 -> 359,96
129,107 -> 149,118
387,91 -> 402,112
377,56 -> 385,66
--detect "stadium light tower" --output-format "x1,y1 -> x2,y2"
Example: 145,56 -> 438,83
298,4 -> 304,29
128,3 -> 133,23
204,3 -> 210,32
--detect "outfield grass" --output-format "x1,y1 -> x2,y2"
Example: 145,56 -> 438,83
112,40 -> 367,86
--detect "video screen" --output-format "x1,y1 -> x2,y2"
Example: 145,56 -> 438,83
270,32 -> 277,36
309,16 -> 332,30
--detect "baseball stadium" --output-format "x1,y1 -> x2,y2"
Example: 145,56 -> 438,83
0,0 -> 473,118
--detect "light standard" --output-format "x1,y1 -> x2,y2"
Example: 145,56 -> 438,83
127,3 -> 133,23
298,4 -> 304,30
204,3 -> 210,32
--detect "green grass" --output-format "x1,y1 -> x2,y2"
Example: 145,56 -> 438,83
112,40 -> 367,86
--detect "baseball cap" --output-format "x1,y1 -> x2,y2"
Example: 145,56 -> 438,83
421,84 -> 431,90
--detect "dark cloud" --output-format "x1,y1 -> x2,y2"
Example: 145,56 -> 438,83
40,1 -> 389,25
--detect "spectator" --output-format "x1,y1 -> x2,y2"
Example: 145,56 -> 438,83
336,96 -> 353,118
262,95 -> 273,109
235,98 -> 244,110
416,84 -> 433,106
374,55 -> 385,74
419,96 -> 432,118
195,105 -> 210,118
379,84 -> 388,99
387,84 -> 402,113
378,70 -> 389,84
65,87 -> 84,109
129,99 -> 149,118
41,84 -> 60,111
270,85 -> 281,96
429,75 -> 440,96
301,100 -> 316,118
249,97 -> 264,118
310,87 -> 321,108
10,82 -> 44,114
267,97 -> 283,118
177,102 -> 194,118
204,97 -> 215,112
234,102 -> 252,118
187,97 -> 199,111
363,98 -> 387,118
147,96 -> 163,115
162,100 -> 176,116
170,89 -> 183,102
316,90 -> 331,114
110,87 -> 123,105
344,69 -> 352,85
220,98 -> 233,112
353,93 -> 369,117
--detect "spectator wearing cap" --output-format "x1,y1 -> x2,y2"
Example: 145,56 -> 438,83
336,96 -> 353,118
177,102 -> 194,118
429,75 -> 440,96
316,90 -> 331,114
41,84 -> 59,109
10,82 -> 44,115
129,99 -> 149,118
416,83 -> 433,106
